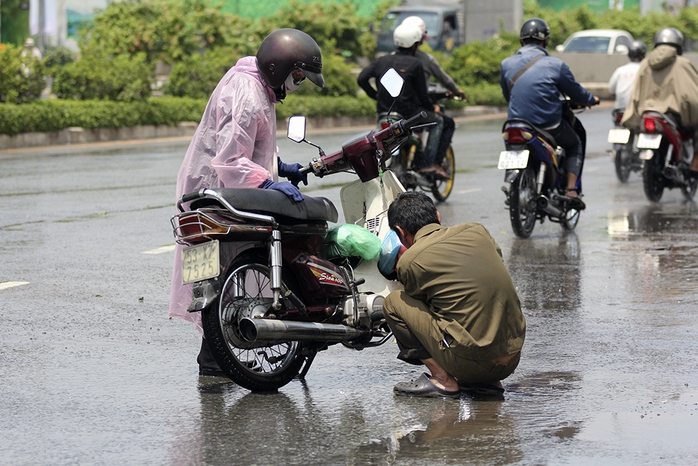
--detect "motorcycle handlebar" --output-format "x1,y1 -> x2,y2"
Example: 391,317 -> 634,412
402,111 -> 428,132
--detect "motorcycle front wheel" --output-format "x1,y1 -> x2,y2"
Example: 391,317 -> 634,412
562,207 -> 581,230
509,167 -> 538,238
431,146 -> 455,202
202,256 -> 305,392
642,146 -> 666,202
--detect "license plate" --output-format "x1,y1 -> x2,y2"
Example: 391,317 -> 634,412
608,128 -> 630,144
181,241 -> 220,284
498,150 -> 529,170
636,133 -> 662,149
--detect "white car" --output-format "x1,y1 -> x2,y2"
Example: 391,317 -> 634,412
555,29 -> 634,55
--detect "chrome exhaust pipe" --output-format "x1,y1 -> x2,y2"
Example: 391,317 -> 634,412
536,195 -> 562,217
239,317 -> 368,343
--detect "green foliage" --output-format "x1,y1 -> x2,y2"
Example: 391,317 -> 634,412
0,97 -> 206,135
442,32 -> 519,87
256,0 -> 378,60
43,47 -> 77,69
78,0 -> 252,64
276,94 -> 375,120
0,44 -> 46,103
51,53 -> 153,102
164,47 -> 240,98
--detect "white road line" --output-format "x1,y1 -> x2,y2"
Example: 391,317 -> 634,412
0,281 -> 30,290
457,188 -> 482,194
142,245 -> 176,255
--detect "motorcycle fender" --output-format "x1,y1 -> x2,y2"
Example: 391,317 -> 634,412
639,150 -> 654,161
504,169 -> 519,183
187,277 -> 222,313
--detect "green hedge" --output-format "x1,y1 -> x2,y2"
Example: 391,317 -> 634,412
0,97 -> 205,136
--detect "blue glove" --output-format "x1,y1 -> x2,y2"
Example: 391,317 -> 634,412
278,157 -> 308,187
259,179 -> 304,202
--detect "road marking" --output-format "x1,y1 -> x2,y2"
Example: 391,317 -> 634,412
0,281 -> 30,290
143,245 -> 176,255
458,188 -> 482,194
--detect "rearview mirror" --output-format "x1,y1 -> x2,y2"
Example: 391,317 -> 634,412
555,44 -> 565,52
287,115 -> 306,143
380,68 -> 404,98
615,44 -> 629,55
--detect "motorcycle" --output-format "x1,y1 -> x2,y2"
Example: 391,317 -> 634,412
607,108 -> 642,183
378,83 -> 459,202
498,100 -> 590,238
635,110 -> 698,202
170,70 -> 425,392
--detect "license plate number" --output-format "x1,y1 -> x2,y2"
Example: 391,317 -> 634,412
636,133 -> 662,149
498,150 -> 529,170
608,128 -> 630,144
181,241 -> 220,284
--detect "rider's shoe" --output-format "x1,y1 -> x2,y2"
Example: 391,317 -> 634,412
419,165 -> 449,179
566,188 -> 586,210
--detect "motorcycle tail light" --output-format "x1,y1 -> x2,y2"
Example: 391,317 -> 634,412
614,112 -> 624,125
644,118 -> 656,132
502,128 -> 532,143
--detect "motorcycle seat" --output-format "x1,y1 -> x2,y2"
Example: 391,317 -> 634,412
190,188 -> 339,223
503,118 -> 557,148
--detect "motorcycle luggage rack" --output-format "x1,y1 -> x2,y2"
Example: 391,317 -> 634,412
171,208 -> 273,245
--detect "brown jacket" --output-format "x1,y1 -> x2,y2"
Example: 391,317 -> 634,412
396,223 -> 526,360
622,45 -> 698,130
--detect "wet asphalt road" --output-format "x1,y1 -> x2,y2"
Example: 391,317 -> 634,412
2,105 -> 698,465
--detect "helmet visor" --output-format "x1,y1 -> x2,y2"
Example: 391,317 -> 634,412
295,61 -> 325,88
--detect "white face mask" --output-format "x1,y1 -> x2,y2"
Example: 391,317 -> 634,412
283,70 -> 306,94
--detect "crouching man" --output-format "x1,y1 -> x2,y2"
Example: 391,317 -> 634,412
383,192 -> 526,398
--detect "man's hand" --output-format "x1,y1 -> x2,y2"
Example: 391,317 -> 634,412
278,157 -> 308,187
259,179 -> 304,202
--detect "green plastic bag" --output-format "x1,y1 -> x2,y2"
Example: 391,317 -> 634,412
324,224 -> 381,260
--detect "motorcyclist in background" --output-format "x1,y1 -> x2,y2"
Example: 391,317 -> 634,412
358,23 -> 454,179
609,41 -> 647,112
621,27 -> 698,176
500,18 -> 599,207
170,28 -> 325,376
399,15 -> 466,101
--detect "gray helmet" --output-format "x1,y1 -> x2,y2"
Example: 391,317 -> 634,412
654,27 -> 684,55
256,28 -> 325,90
520,18 -> 550,42
628,40 -> 647,61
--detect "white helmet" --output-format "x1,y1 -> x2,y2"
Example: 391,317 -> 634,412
401,16 -> 427,39
394,23 -> 423,49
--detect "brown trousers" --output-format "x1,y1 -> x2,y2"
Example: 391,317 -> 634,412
383,291 -> 520,384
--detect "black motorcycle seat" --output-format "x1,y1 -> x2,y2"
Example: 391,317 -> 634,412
190,188 -> 339,223
503,118 -> 557,148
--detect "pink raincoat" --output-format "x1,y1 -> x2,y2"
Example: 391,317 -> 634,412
169,56 -> 280,332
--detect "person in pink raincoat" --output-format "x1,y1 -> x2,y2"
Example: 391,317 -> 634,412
169,29 -> 325,376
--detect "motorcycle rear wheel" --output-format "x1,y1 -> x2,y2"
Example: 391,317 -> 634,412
509,167 -> 537,238
202,257 -> 305,392
642,147 -> 666,202
614,148 -> 632,183
431,146 -> 455,202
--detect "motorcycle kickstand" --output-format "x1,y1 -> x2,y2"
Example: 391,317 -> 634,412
297,350 -> 318,380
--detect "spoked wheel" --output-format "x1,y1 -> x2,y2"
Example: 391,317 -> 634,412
642,147 -> 666,202
614,147 -> 632,183
431,146 -> 455,202
681,175 -> 698,201
201,257 -> 305,392
509,167 -> 538,238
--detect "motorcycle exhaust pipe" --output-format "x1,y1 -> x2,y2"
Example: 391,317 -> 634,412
536,195 -> 562,217
663,166 -> 684,183
239,317 -> 368,343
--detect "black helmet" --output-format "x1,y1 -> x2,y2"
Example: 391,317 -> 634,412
654,27 -> 684,55
628,40 -> 647,61
256,28 -> 325,90
520,18 -> 550,42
